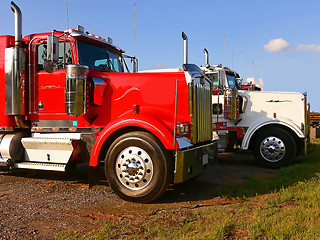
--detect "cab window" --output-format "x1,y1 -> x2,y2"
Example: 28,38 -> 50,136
206,73 -> 219,86
37,42 -> 72,71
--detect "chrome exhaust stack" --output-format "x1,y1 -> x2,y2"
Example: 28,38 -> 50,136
182,32 -> 188,64
11,1 -> 22,47
203,48 -> 210,68
5,1 -> 24,115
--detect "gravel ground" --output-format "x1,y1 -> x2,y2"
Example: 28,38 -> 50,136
0,152 -> 275,239
0,164 -> 118,240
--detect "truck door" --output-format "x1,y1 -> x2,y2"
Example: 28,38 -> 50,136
35,41 -> 72,114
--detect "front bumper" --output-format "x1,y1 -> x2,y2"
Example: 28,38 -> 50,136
174,140 -> 218,184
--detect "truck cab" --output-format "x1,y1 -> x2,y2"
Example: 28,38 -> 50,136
201,49 -> 309,168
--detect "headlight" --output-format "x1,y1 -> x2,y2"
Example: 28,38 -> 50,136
176,123 -> 190,136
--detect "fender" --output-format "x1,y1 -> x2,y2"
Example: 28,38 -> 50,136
241,117 -> 305,150
89,114 -> 175,167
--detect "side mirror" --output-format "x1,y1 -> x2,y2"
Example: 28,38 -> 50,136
236,78 -> 243,88
123,54 -> 138,73
132,57 -> 138,73
44,35 -> 59,73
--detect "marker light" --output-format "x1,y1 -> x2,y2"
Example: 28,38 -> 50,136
176,123 -> 190,136
69,127 -> 77,132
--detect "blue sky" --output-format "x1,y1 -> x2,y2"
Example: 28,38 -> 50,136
1,0 -> 319,112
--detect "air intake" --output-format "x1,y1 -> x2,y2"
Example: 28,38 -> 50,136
65,65 -> 89,116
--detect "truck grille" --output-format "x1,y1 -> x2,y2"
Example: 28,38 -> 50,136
190,83 -> 212,143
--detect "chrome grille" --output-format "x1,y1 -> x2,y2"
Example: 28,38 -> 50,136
190,82 -> 212,143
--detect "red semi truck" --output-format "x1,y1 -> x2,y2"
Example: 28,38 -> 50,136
0,2 -> 217,203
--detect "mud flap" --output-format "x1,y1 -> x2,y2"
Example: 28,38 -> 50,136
88,166 -> 100,187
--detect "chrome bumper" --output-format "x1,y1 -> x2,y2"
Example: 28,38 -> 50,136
174,140 -> 218,184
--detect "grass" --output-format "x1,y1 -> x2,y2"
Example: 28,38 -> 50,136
57,141 -> 320,240
209,142 -> 320,198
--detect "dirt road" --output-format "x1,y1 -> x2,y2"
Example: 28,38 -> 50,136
0,151 -> 276,239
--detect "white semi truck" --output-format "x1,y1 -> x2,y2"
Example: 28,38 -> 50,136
202,49 -> 310,168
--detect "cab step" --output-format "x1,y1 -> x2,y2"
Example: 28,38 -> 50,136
21,133 -> 81,165
14,162 -> 66,171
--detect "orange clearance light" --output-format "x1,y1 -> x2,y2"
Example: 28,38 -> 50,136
273,112 -> 277,118
35,128 -> 42,132
52,127 -> 59,132
69,127 -> 77,132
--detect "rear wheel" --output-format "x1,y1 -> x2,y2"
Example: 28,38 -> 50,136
253,128 -> 296,168
105,131 -> 173,203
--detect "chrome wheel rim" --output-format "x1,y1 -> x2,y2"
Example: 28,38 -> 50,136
115,146 -> 154,190
260,136 -> 285,162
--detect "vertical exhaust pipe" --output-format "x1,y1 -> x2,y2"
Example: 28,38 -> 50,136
203,48 -> 210,68
182,32 -> 188,64
7,1 -> 24,116
11,1 -> 22,47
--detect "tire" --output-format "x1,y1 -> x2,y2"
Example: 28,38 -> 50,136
253,128 -> 297,168
105,131 -> 173,203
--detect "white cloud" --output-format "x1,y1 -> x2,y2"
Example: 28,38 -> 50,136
296,44 -> 320,54
264,38 -> 290,52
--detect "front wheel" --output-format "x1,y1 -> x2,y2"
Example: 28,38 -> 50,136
105,131 -> 173,203
253,128 -> 297,168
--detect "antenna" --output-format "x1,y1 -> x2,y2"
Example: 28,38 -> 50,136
66,0 -> 69,30
223,34 -> 227,67
240,51 -> 243,78
252,61 -> 255,81
260,64 -> 264,90
134,2 -> 136,58
232,50 -> 234,69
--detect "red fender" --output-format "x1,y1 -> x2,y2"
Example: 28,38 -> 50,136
89,115 -> 175,167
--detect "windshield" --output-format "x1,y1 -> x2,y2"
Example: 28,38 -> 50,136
77,40 -> 124,72
226,73 -> 240,89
